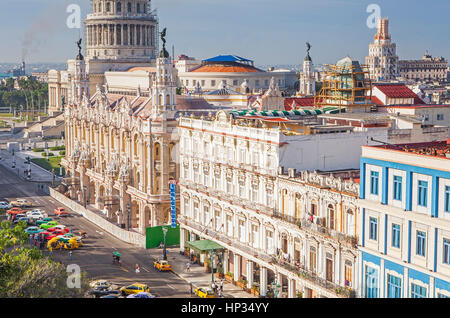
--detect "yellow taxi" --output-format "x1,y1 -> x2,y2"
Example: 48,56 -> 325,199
153,259 -> 172,271
194,287 -> 216,298
120,283 -> 150,296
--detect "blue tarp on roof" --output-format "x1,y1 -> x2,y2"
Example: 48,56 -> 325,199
203,55 -> 253,63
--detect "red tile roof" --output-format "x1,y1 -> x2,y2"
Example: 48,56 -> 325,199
284,97 -> 315,110
373,84 -> 419,99
371,96 -> 384,105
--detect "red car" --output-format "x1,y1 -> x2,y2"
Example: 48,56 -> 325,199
47,226 -> 70,234
7,207 -> 25,215
54,207 -> 68,216
47,229 -> 68,240
38,231 -> 52,241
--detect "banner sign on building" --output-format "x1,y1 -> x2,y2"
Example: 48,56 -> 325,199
169,180 -> 177,228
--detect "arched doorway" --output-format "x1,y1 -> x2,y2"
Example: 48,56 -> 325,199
131,200 -> 139,228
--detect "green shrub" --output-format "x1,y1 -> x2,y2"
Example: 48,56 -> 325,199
59,150 -> 65,156
41,152 -> 55,157
33,148 -> 44,152
50,146 -> 65,151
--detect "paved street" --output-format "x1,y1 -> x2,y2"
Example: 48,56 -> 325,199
0,162 -> 192,298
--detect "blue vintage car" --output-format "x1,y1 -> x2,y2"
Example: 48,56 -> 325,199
25,226 -> 44,234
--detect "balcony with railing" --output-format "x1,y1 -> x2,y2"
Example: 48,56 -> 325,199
271,256 -> 356,298
273,211 -> 301,226
300,217 -> 358,248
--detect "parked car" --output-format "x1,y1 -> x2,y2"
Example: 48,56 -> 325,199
0,201 -> 11,209
47,229 -> 68,240
27,212 -> 47,221
120,283 -> 150,296
25,226 -> 44,235
26,209 -> 48,219
47,226 -> 69,233
89,280 -> 119,289
54,207 -> 68,216
14,217 -> 31,225
11,213 -> 26,222
40,221 -> 59,230
37,231 -> 52,241
194,287 -> 216,298
6,207 -> 25,215
10,199 -> 33,208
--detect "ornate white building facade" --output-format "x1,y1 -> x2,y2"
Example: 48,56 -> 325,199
61,48 -> 179,235
365,17 -> 399,81
178,112 -> 362,298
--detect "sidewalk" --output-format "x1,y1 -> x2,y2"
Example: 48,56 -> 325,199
0,149 -> 59,183
148,247 -> 257,298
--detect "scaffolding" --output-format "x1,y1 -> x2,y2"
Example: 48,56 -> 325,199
314,59 -> 375,113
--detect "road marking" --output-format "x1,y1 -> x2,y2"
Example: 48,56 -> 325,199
119,267 -> 129,272
167,284 -> 175,290
141,266 -> 149,272
95,230 -> 103,235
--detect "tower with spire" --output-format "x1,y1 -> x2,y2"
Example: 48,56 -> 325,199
298,42 -> 316,96
151,28 -> 177,119
71,39 -> 90,105
365,17 -> 399,81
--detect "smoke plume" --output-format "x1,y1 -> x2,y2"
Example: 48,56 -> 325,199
21,2 -> 69,61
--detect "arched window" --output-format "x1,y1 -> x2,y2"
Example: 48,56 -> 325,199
127,2 -> 132,13
106,2 -> 111,12
165,94 -> 170,106
346,209 -> 355,236
281,189 -> 288,216
310,199 -> 317,216
159,95 -> 163,106
295,193 -> 301,219
116,2 -> 122,12
327,204 -> 335,230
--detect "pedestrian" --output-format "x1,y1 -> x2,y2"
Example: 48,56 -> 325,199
219,279 -> 223,293
29,234 -> 33,245
190,282 -> 193,295
33,239 -> 37,248
211,281 -> 217,294
159,241 -> 163,249
186,262 -> 190,272
135,264 -> 140,274
68,250 -> 72,260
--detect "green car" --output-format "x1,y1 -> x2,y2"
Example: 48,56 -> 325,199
36,217 -> 53,226
25,226 -> 44,235
40,221 -> 58,230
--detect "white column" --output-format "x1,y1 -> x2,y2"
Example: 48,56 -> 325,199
246,260 -> 254,289
180,228 -> 185,252
380,258 -> 385,298
223,251 -> 229,274
260,267 -> 267,297
335,248 -> 341,286
233,254 -> 240,281
288,278 -> 295,298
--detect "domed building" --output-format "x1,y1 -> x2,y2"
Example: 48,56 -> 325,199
48,0 -> 159,114
177,54 -> 297,94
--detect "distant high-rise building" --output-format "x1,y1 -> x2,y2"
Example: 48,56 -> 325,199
366,17 -> 399,81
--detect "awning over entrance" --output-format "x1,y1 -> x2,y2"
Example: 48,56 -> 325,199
186,239 -> 224,252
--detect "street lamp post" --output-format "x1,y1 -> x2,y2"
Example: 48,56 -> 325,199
126,203 -> 131,231
162,226 -> 168,261
210,249 -> 215,284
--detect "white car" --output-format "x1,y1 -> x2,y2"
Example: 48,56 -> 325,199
0,201 -> 10,209
52,225 -> 66,230
26,210 -> 48,220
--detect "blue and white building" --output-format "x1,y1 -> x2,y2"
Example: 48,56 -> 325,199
358,140 -> 450,298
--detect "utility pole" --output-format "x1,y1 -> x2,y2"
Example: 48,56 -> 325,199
162,225 -> 168,260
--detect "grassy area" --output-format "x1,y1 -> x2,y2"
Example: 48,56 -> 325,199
0,120 -> 11,128
30,156 -> 65,175
0,113 -> 14,118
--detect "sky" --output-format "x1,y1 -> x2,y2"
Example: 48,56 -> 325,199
0,0 -> 449,66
